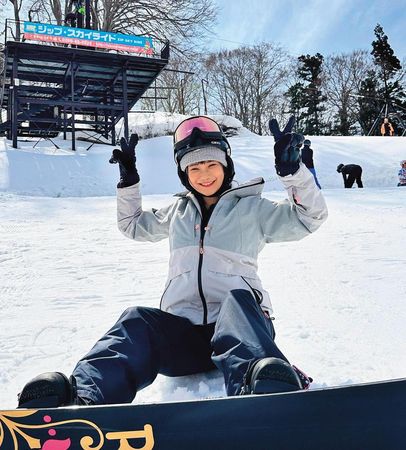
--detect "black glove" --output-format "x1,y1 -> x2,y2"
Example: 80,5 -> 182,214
269,116 -> 304,177
109,133 -> 140,188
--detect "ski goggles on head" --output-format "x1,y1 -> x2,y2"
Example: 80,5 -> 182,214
173,116 -> 231,164
174,116 -> 222,145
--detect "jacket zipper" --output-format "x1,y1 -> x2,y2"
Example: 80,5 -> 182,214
198,224 -> 208,325
195,183 -> 264,325
173,179 -> 265,324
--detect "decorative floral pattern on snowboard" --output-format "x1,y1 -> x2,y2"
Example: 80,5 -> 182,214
0,410 -> 154,449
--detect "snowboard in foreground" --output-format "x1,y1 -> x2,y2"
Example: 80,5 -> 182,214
1,378 -> 405,450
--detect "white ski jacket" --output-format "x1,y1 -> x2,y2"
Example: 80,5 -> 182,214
117,163 -> 328,325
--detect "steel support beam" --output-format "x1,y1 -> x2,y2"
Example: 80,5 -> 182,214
122,67 -> 129,141
11,55 -> 18,148
71,62 -> 76,151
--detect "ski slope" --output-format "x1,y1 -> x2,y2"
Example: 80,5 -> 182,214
1,113 -> 405,408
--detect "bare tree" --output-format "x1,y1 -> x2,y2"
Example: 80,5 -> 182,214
250,44 -> 289,134
205,43 -> 289,134
142,54 -> 202,114
25,0 -> 217,53
323,50 -> 373,135
206,47 -> 252,124
6,0 -> 23,39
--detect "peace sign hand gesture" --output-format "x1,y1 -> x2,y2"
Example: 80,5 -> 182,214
109,133 -> 140,188
269,116 -> 304,177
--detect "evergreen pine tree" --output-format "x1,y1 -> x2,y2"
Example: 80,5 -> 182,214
285,82 -> 306,132
370,24 -> 405,134
371,24 -> 401,101
296,53 -> 327,135
357,71 -> 382,135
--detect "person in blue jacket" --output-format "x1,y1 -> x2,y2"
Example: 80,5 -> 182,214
18,116 -> 328,408
301,139 -> 321,189
398,160 -> 406,186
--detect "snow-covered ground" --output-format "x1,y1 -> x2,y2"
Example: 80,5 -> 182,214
1,112 -> 405,408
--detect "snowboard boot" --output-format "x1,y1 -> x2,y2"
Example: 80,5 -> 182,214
17,372 -> 91,408
241,357 -> 303,395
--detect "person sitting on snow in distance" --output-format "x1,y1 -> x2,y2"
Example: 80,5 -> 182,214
337,163 -> 363,188
17,115 -> 328,408
380,117 -> 395,136
398,160 -> 406,187
301,139 -> 321,189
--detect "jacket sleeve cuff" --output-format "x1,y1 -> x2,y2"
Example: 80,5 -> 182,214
278,163 -> 328,232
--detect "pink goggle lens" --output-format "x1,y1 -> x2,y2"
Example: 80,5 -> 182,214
174,117 -> 221,144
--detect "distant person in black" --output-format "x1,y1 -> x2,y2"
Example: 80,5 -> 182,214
337,164 -> 363,188
301,139 -> 321,189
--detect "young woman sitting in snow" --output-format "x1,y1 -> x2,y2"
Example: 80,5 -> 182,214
18,116 -> 328,407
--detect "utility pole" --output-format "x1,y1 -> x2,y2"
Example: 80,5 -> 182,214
179,78 -> 185,115
201,79 -> 208,115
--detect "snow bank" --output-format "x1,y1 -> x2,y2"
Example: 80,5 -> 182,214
0,111 -> 405,197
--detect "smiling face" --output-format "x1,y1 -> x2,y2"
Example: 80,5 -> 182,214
187,160 -> 225,198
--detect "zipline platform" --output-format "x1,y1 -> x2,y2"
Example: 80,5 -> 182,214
0,27 -> 169,150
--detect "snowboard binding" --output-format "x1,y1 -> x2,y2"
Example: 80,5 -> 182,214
17,371 -> 85,408
241,357 -> 308,395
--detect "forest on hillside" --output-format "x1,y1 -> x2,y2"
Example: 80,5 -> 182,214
1,0 -> 405,135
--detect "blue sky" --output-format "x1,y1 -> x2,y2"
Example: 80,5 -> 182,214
211,0 -> 405,58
